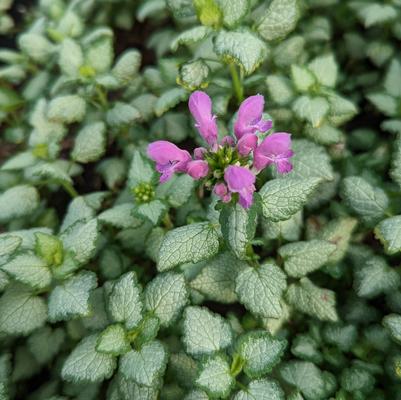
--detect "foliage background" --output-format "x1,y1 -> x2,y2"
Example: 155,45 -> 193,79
1,0 -> 401,399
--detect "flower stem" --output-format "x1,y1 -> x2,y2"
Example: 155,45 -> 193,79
229,63 -> 244,104
62,181 -> 79,198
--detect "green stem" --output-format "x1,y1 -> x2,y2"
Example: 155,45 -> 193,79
163,213 -> 173,230
229,63 -> 244,104
62,181 -> 79,198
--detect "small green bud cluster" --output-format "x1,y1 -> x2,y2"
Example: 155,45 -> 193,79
132,182 -> 155,204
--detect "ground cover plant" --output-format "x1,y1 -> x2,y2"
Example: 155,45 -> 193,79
0,0 -> 401,399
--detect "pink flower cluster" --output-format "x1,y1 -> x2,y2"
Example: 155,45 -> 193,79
147,91 -> 294,209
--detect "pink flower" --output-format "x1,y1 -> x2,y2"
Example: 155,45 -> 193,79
221,136 -> 235,147
214,182 -> 232,203
234,94 -> 272,139
224,165 -> 256,209
237,133 -> 258,156
253,132 -> 294,174
189,91 -> 218,147
147,140 -> 191,183
187,160 -> 209,180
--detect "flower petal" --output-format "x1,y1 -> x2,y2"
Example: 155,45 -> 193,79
237,133 -> 258,156
224,165 -> 255,192
147,140 -> 190,164
187,160 -> 209,180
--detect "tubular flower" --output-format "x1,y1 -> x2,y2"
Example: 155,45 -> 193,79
147,91 -> 294,208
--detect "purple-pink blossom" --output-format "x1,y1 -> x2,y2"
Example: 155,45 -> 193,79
189,90 -> 218,147
147,140 -> 191,183
234,95 -> 273,139
254,132 -> 294,174
147,91 -> 293,209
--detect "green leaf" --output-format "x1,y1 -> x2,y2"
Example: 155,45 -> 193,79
128,150 -> 155,187
112,49 -> 141,83
99,204 -> 143,229
196,355 -> 234,398
341,176 -> 389,222
317,217 -> 358,264
191,252 -> 246,303
1,151 -> 37,171
154,88 -> 188,117
220,203 -> 257,260
27,326 -> 65,365
291,65 -> 315,92
256,0 -> 300,41
119,340 -> 167,387
62,334 -> 116,383
263,211 -> 302,242
383,314 -> 401,345
385,59 -> 401,98
266,75 -> 294,105
194,0 -> 222,27
0,235 -> 21,258
171,26 -> 212,51
354,3 -> 397,27
322,323 -> 357,352
18,33 -> 54,63
233,379 -> 285,400
326,92 -> 357,125
308,54 -> 337,88
283,139 -> 334,181
0,284 -> 47,336
35,232 -> 63,266
291,334 -> 322,364
96,324 -> 130,355
235,263 -> 287,319
279,361 -> 329,400
391,134 -> 401,188
183,306 -> 233,356
134,316 -> 160,347
354,256 -> 400,298
236,331 -> 287,378
170,352 -> 199,389
59,39 -> 83,77
60,197 -> 95,232
216,0 -> 249,28
144,272 -> 188,327
259,177 -> 321,222
340,366 -> 375,394
214,30 -> 267,75
0,185 -> 39,223
367,92 -> 397,117
109,272 -> 143,330
47,95 -> 86,124
158,222 -> 219,272
156,173 -> 195,207
48,271 -> 97,322
1,254 -> 51,290
374,216 -> 401,255
135,200 -> 167,225
106,102 -> 141,127
178,60 -> 210,90
286,278 -> 338,322
60,219 -> 99,265
86,36 -> 113,74
279,240 -> 337,278
293,96 -> 329,128
72,122 -> 106,163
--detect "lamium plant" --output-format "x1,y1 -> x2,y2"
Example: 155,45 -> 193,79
0,0 -> 401,400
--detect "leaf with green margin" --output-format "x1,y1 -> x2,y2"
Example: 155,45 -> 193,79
291,334 -> 322,364
196,355 -> 234,398
144,272 -> 188,327
383,314 -> 401,345
308,54 -> 337,88
158,222 -> 219,271
0,284 -> 47,336
99,203 -> 143,229
235,263 -> 287,319
134,200 -> 167,225
128,150 -> 156,188
109,272 -> 143,330
155,88 -> 188,117
214,30 -> 267,75
171,26 -> 212,51
183,306 -> 232,356
279,240 -> 336,278
35,232 -> 63,266
96,324 -> 130,355
233,379 -> 285,400
256,0 -> 299,41
119,340 -> 167,387
156,173 -> 195,207
286,278 -> 338,322
236,330 -> 287,378
354,256 -> 400,298
1,254 -> 51,290
72,122 -> 106,163
47,95 -> 86,124
259,177 -> 321,222
341,176 -> 388,223
291,65 -> 315,92
293,96 -> 329,128
191,252 -> 246,304
340,366 -> 375,394
374,216 -> 401,255
216,0 -> 249,28
62,334 -> 116,383
48,271 -> 97,322
220,202 -> 257,259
